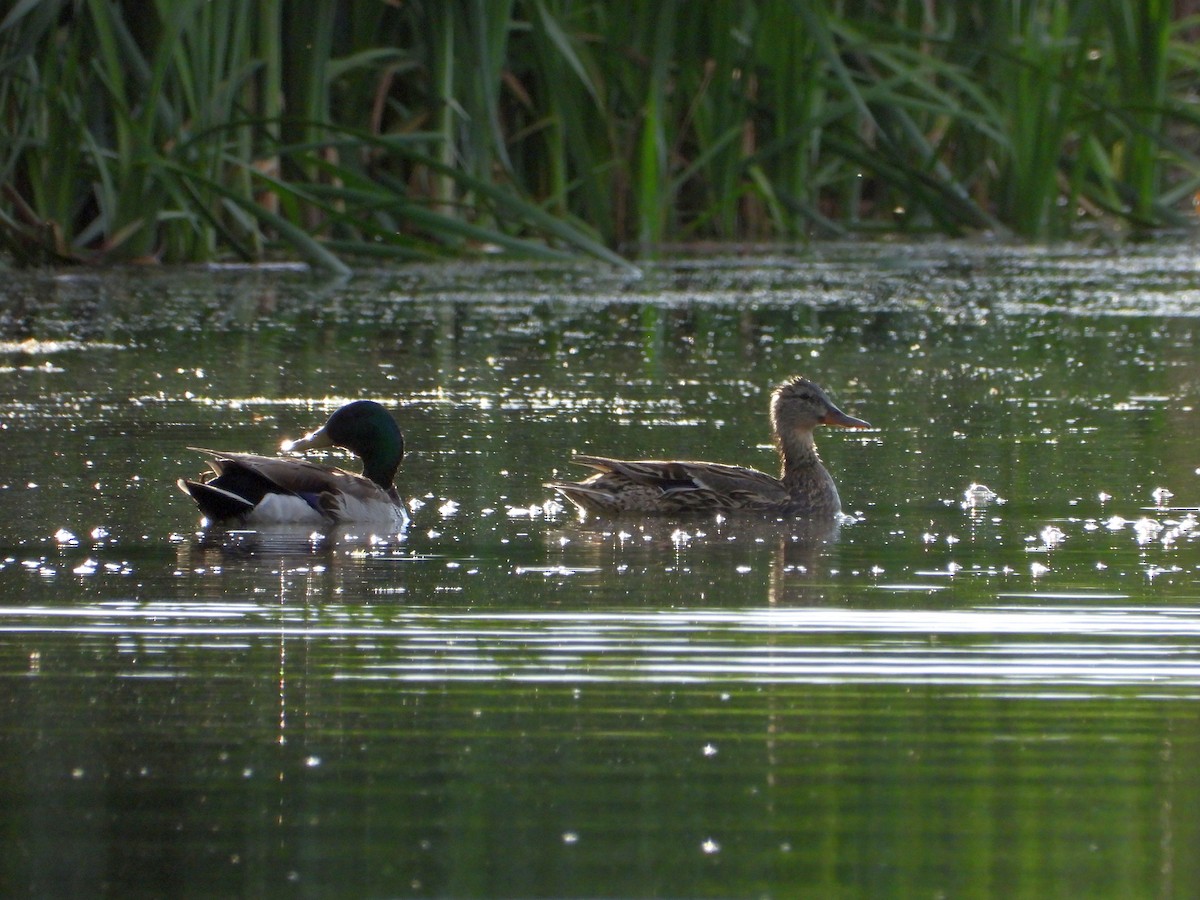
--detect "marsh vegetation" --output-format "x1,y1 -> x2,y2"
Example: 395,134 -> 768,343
2,1 -> 1198,270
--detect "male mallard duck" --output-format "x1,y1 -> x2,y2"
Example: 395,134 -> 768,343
547,376 -> 869,517
179,400 -> 408,527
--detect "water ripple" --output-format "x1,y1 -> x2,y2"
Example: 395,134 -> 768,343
4,604 -> 1200,689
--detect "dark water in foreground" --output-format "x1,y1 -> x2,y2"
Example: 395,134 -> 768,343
2,242 -> 1200,897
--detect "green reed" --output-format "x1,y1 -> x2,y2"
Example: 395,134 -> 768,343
1,1 -> 1196,270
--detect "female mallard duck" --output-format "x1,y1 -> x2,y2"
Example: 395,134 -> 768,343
547,376 -> 869,517
178,400 -> 408,527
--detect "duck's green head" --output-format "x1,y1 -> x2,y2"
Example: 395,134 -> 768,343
282,400 -> 405,488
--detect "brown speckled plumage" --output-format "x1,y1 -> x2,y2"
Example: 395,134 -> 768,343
547,376 -> 870,518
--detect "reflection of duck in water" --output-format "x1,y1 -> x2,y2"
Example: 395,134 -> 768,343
179,400 -> 408,528
547,376 -> 870,518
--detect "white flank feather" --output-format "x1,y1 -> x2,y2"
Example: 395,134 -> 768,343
324,493 -> 410,528
244,494 -> 328,525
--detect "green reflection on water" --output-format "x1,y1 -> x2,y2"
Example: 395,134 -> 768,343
2,242 -> 1200,896
3,650 -> 1198,897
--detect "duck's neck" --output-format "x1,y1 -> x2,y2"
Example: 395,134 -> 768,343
777,429 -> 841,515
362,460 -> 397,488
359,434 -> 404,489
777,429 -> 821,475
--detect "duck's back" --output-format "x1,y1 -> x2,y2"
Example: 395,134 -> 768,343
551,456 -> 791,515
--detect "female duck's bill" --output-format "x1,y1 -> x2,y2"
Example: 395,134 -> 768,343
178,400 -> 408,528
546,375 -> 870,518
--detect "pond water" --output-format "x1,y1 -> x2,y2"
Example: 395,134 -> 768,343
2,241 -> 1200,897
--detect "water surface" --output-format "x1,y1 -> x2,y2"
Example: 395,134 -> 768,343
2,242 -> 1200,896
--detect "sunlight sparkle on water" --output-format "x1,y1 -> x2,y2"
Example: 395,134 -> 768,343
962,483 -> 1001,508
1133,518 -> 1163,544
1037,525 -> 1067,549
6,245 -> 1200,898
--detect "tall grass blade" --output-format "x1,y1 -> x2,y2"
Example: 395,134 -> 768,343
3,1 -> 1198,268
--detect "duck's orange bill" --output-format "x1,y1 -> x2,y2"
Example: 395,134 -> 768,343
822,408 -> 871,428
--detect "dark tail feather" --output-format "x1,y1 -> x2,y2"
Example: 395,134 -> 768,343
178,478 -> 256,522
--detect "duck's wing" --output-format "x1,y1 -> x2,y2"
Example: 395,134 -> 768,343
554,455 -> 790,513
191,449 -> 358,494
